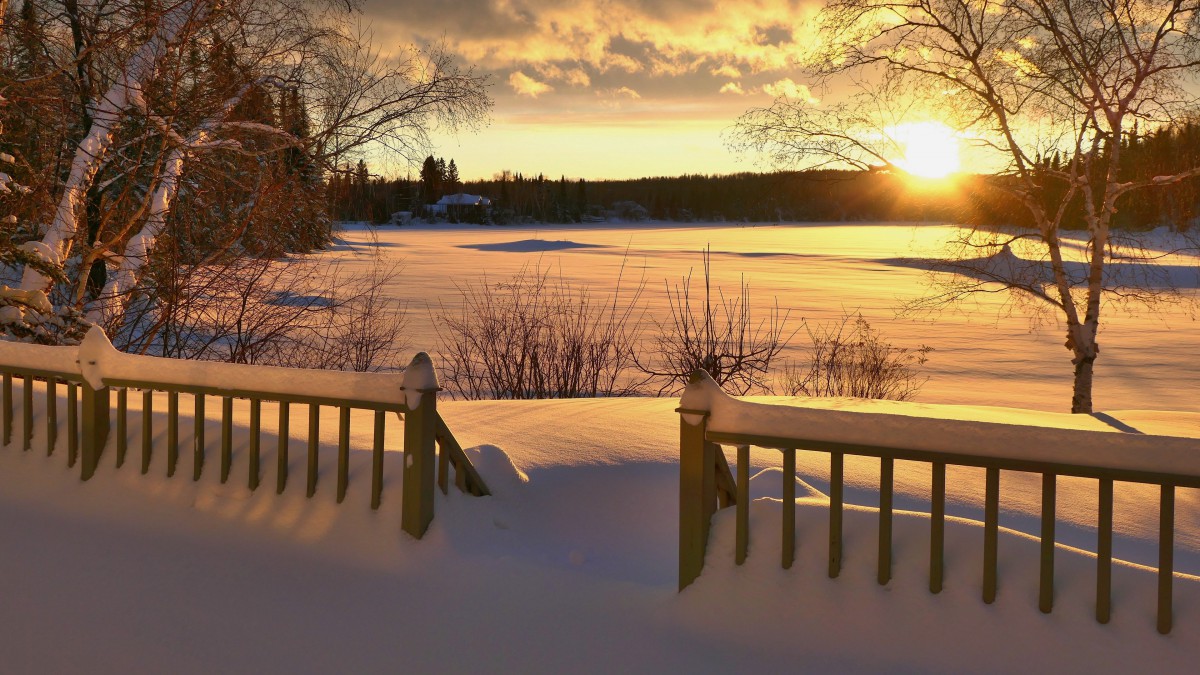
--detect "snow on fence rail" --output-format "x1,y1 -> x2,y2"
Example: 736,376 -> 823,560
0,327 -> 487,539
676,370 -> 1200,635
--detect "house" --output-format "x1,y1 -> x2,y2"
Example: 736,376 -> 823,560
433,193 -> 492,222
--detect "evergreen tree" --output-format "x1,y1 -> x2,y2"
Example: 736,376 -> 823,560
420,155 -> 441,203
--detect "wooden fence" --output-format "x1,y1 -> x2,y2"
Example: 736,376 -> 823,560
677,371 -> 1200,635
0,328 -> 487,539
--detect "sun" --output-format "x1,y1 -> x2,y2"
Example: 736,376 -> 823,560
889,122 -> 961,179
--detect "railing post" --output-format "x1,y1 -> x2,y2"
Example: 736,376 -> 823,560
401,386 -> 438,539
80,381 -> 111,481
678,405 -> 716,591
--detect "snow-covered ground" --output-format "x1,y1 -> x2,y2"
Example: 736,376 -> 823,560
324,221 -> 1200,413
3,221 -> 1200,672
1,387 -> 1199,673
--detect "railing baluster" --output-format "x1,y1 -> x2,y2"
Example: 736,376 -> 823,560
248,398 -> 261,491
879,456 -> 894,585
983,467 -> 1000,604
735,444 -> 750,565
1158,484 -> 1175,635
22,375 -> 33,451
829,450 -> 843,578
337,406 -> 350,503
193,394 -> 205,481
437,434 -> 449,495
371,410 -> 385,509
930,461 -> 946,594
116,388 -> 127,468
220,396 -> 233,483
46,377 -> 57,455
455,451 -> 468,492
141,389 -> 153,474
2,372 -> 11,446
67,383 -> 78,467
1097,478 -> 1113,624
1039,473 -> 1056,613
307,403 -> 319,497
782,447 -> 796,570
166,390 -> 179,477
277,402 -> 290,495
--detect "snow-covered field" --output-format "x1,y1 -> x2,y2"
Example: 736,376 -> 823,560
3,221 -> 1200,672
325,221 -> 1200,413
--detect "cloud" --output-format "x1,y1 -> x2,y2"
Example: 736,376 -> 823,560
365,0 -> 822,84
603,54 -> 644,74
719,82 -> 745,95
610,86 -> 641,99
712,64 -> 742,78
509,71 -> 554,98
535,63 -> 592,87
761,78 -> 817,102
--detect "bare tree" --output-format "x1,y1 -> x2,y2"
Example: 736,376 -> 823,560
2,0 -> 491,346
731,0 -> 1200,413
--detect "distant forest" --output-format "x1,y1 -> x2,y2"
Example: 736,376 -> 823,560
329,122 -> 1200,230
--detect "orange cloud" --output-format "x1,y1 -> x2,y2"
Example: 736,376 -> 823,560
761,78 -> 817,102
509,71 -> 554,98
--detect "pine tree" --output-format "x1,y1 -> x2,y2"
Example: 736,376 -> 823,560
420,155 -> 441,203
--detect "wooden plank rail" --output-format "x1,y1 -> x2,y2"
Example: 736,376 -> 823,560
677,372 -> 1200,635
0,339 -> 489,544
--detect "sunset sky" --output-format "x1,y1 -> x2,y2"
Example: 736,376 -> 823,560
364,0 -> 822,181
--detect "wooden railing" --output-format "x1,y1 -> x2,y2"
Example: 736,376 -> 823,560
0,327 -> 487,539
677,371 -> 1200,635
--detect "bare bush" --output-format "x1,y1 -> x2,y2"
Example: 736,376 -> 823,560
638,247 -> 793,395
436,264 -> 645,399
111,251 -> 408,372
779,313 -> 932,401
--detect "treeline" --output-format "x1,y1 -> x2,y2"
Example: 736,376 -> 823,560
330,125 -> 1200,230
327,166 -> 1025,226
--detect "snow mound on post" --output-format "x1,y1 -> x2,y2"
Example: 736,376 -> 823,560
680,369 -> 1200,477
401,352 -> 439,410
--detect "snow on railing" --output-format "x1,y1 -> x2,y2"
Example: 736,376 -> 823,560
677,370 -> 1200,634
0,327 -> 487,540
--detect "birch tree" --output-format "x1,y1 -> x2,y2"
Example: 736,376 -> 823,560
2,0 -> 490,345
732,0 -> 1200,413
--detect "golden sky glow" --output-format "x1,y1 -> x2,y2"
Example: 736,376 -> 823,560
364,0 -> 828,179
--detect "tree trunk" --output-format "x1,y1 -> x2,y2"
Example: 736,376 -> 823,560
1071,355 -> 1095,414
18,0 -> 212,293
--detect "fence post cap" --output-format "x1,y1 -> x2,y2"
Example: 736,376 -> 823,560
78,325 -> 115,390
401,351 -> 440,409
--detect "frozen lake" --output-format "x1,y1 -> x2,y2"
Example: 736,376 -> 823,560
321,221 -> 1200,413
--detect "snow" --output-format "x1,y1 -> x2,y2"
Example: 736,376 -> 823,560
74,327 -> 406,406
681,370 -> 1200,476
0,339 -> 80,375
401,352 -> 439,410
458,238 -> 609,252
5,221 -> 1200,670
2,385 -> 1200,672
0,286 -> 51,315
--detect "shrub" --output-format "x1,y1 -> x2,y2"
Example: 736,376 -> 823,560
436,264 -> 645,399
638,246 -> 794,395
779,313 -> 932,401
